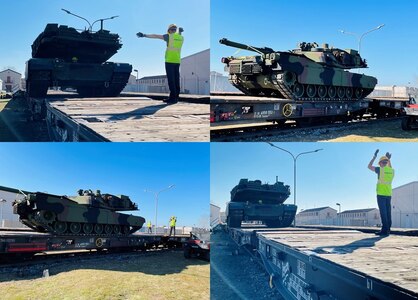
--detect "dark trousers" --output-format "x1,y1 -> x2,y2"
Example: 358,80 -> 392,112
169,226 -> 176,236
165,62 -> 180,100
377,195 -> 392,233
148,227 -> 151,233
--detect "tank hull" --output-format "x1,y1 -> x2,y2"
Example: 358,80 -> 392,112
13,192 -> 145,236
26,58 -> 132,98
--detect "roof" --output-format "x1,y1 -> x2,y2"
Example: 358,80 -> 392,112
210,203 -> 221,209
182,49 -> 210,60
0,69 -> 21,75
300,206 -> 333,213
0,185 -> 30,195
138,75 -> 167,80
393,181 -> 418,191
341,208 -> 377,214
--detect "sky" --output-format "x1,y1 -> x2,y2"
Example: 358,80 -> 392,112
211,0 -> 418,87
211,142 -> 418,213
0,0 -> 209,78
0,143 -> 209,228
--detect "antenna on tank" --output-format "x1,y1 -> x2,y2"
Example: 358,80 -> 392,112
61,9 -> 92,32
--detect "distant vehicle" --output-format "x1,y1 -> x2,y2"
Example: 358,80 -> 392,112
183,231 -> 210,261
401,96 -> 418,130
220,38 -> 377,101
13,189 -> 145,236
226,178 -> 297,228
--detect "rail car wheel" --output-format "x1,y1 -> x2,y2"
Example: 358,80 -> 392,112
104,224 -> 113,235
94,224 -> 104,234
70,222 -> 81,234
402,117 -> 412,130
293,83 -> 304,98
318,86 -> 327,98
328,86 -> 336,99
346,88 -> 353,99
113,225 -> 121,234
83,223 -> 93,234
355,88 -> 363,99
54,221 -> 67,234
337,87 -> 345,98
306,85 -> 317,98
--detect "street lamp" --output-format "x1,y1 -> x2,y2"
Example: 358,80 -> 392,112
339,24 -> 385,54
144,185 -> 175,234
0,199 -> 6,228
266,143 -> 323,226
134,69 -> 139,93
336,203 -> 341,226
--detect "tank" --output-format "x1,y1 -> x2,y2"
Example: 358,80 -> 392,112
13,189 -> 145,235
225,179 -> 297,228
26,14 -> 132,98
220,38 -> 377,100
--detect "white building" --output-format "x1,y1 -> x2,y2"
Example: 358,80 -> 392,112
0,186 -> 27,228
0,79 -> 3,91
0,69 -> 22,93
181,49 -> 210,95
210,204 -> 221,227
124,49 -> 210,95
339,208 -> 380,227
370,85 -> 418,99
392,181 -> 418,228
210,71 -> 240,93
296,207 -> 337,225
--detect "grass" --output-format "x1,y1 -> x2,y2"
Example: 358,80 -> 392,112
0,251 -> 209,300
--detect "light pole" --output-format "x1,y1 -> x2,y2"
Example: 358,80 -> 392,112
0,199 -> 6,228
339,24 -> 385,54
336,203 -> 341,226
134,69 -> 139,93
145,185 -> 175,234
266,143 -> 323,226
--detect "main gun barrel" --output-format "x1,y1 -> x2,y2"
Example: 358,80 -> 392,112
219,38 -> 274,55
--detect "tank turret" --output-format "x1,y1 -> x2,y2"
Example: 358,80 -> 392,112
220,38 -> 377,100
226,178 -> 297,228
13,189 -> 145,235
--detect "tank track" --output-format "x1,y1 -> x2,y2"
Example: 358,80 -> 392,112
77,71 -> 131,98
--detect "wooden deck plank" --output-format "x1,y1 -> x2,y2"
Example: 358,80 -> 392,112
259,230 -> 418,293
47,97 -> 209,142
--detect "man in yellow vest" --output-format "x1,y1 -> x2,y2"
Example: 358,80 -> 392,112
169,216 -> 177,236
368,149 -> 395,236
147,220 -> 152,233
136,24 -> 184,104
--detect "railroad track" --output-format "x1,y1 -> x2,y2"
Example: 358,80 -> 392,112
211,116 -> 402,141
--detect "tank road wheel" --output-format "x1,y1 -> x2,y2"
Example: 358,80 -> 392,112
265,219 -> 283,228
54,221 -> 67,234
328,86 -> 337,99
337,87 -> 345,99
346,88 -> 353,99
94,224 -> 104,234
306,85 -> 317,98
104,224 -> 113,235
83,223 -> 94,234
402,117 -> 412,131
355,88 -> 363,99
283,71 -> 296,86
318,86 -> 327,99
293,83 -> 304,98
70,222 -> 81,234
113,225 -> 121,235
122,225 -> 130,234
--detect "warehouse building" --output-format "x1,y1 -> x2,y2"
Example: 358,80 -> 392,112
392,181 -> 418,228
296,207 -> 337,225
0,69 -> 22,93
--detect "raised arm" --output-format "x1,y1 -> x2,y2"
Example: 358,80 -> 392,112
368,149 -> 379,172
136,32 -> 164,40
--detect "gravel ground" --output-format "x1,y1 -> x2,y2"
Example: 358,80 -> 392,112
210,230 -> 283,300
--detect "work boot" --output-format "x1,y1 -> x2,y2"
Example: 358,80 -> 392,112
163,98 -> 178,104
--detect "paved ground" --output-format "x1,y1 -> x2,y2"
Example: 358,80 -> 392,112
210,229 -> 283,300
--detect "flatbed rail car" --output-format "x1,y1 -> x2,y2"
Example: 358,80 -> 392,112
228,227 -> 418,300
0,230 -> 189,260
210,95 -> 408,127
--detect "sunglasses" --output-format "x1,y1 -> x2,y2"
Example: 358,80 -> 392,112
169,28 -> 177,31
380,161 -> 388,164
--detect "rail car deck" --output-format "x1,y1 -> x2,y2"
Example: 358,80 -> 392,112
210,95 -> 408,127
0,230 -> 189,259
44,97 -> 209,141
228,227 -> 418,300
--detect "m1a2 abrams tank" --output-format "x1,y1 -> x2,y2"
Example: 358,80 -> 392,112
13,189 -> 145,236
220,38 -> 377,101
225,179 -> 297,228
26,9 -> 132,98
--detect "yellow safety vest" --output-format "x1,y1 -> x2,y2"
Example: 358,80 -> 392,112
147,221 -> 151,228
165,33 -> 184,64
376,166 -> 394,196
170,218 -> 176,227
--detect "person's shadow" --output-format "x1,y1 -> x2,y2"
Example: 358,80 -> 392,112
312,235 -> 386,254
107,103 -> 169,121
